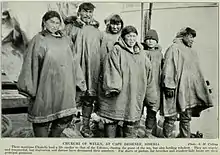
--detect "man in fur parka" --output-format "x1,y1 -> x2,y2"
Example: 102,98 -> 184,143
65,2 -> 102,138
161,27 -> 213,138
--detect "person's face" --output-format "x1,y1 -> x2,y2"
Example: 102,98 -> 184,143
78,9 -> 94,24
124,32 -> 137,48
182,34 -> 194,47
145,39 -> 157,48
109,22 -> 122,34
44,17 -> 61,34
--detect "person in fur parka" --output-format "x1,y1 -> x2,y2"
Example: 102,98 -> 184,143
141,29 -> 163,137
161,27 -> 213,138
97,26 -> 158,138
17,11 -> 86,137
65,2 -> 102,138
98,14 -> 124,137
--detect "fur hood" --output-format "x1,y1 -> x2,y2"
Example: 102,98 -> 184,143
64,15 -> 99,28
115,37 -> 143,54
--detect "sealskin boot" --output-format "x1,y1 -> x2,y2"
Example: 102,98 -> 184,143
145,128 -> 157,138
123,125 -> 137,138
163,116 -> 176,138
80,105 -> 94,138
104,123 -> 117,138
179,120 -> 191,138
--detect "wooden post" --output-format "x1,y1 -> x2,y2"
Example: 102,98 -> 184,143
144,3 -> 153,41
148,3 -> 153,30
140,2 -> 144,42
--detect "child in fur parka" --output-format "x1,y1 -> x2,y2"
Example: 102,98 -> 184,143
141,29 -> 163,138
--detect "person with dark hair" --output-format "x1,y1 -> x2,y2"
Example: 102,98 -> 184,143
141,29 -> 163,138
104,14 -> 124,37
66,2 -> 100,39
100,14 -> 124,75
161,27 -> 213,138
96,14 -> 124,137
105,14 -> 124,34
97,25 -> 157,138
66,2 -> 102,138
78,2 -> 95,13
17,10 -> 86,137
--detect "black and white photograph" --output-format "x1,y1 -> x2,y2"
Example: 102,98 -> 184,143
1,1 -> 218,140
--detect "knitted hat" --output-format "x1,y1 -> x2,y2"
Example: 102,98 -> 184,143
145,29 -> 159,43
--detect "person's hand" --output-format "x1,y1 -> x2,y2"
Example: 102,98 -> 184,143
110,91 -> 119,97
91,113 -> 101,122
164,88 -> 175,98
105,91 -> 119,98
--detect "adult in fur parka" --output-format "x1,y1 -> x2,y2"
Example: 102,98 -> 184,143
161,27 -> 213,138
66,2 -> 102,138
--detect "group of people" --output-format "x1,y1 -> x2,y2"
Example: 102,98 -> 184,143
15,2 -> 213,138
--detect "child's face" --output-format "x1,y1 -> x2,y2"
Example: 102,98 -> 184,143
145,39 -> 157,48
109,22 -> 122,34
124,32 -> 137,48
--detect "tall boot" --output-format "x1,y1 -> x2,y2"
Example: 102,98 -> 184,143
104,123 -> 117,138
163,116 -> 177,138
80,103 -> 94,138
145,108 -> 157,138
32,122 -> 50,137
179,120 -> 191,138
145,128 -> 157,138
123,122 -> 138,138
116,123 -> 123,138
179,109 -> 192,138
49,115 -> 73,137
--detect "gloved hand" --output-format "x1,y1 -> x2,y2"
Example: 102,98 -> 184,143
164,88 -> 175,98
